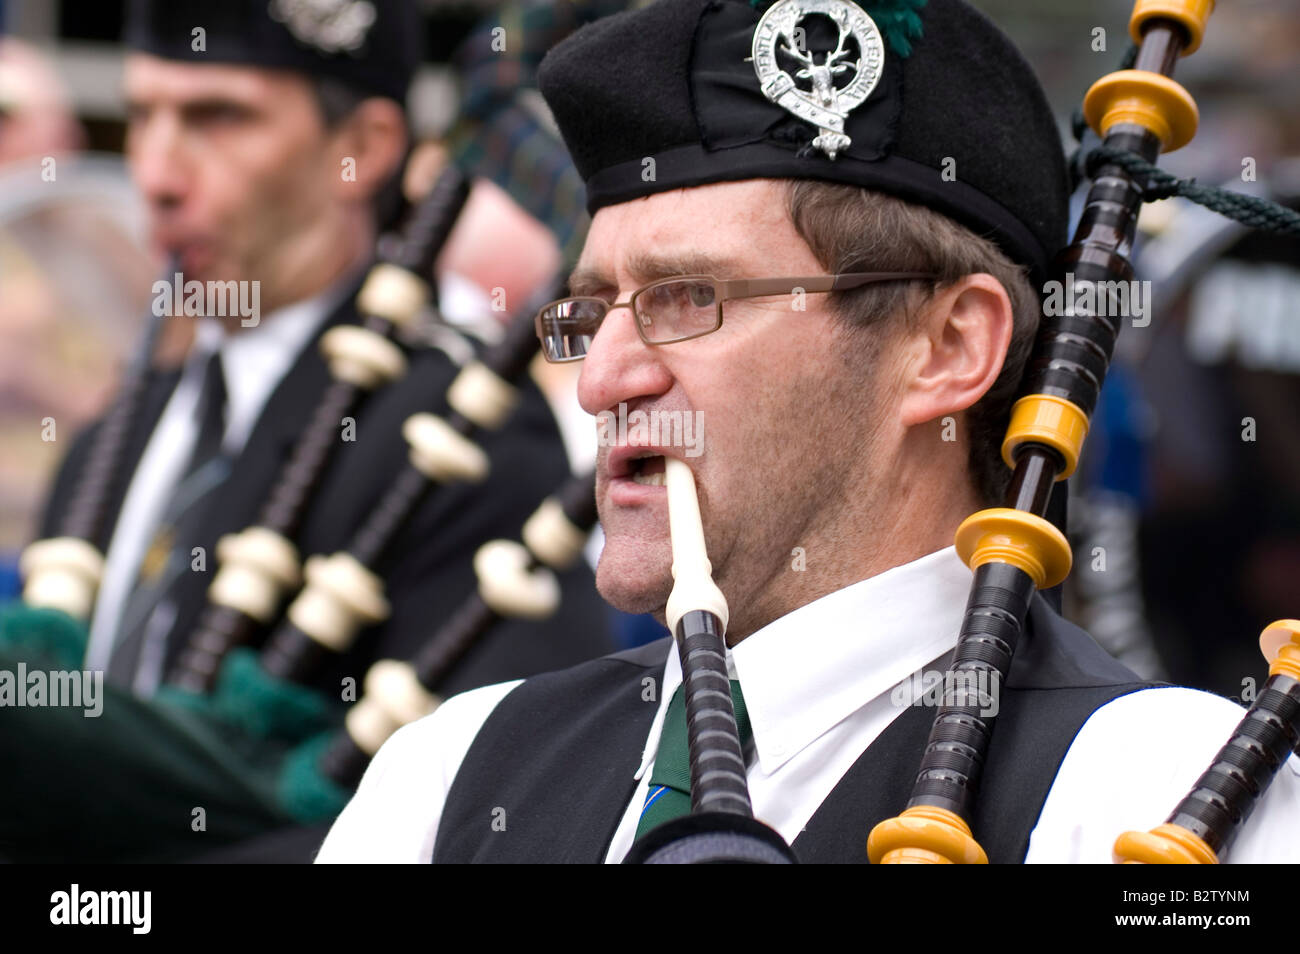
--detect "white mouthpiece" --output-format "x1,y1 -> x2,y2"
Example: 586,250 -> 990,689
664,458 -> 729,636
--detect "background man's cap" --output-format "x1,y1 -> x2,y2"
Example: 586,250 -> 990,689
124,0 -> 422,104
537,0 -> 1070,279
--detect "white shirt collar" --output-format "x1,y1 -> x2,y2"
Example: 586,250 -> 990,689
647,545 -> 973,777
193,269 -> 358,454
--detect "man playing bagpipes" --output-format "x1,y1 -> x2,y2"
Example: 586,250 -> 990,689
0,0 -> 613,861
318,0 -> 1300,862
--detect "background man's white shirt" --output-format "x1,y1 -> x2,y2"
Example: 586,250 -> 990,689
317,546 -> 1300,863
84,265 -> 498,692
84,285 -> 347,684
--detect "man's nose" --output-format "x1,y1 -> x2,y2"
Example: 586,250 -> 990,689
128,112 -> 189,209
576,300 -> 674,416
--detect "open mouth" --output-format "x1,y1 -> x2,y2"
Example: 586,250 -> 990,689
626,452 -> 667,487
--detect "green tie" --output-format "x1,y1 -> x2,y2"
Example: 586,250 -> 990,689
635,679 -> 751,839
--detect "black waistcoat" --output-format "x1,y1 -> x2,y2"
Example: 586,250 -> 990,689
432,593 -> 1154,863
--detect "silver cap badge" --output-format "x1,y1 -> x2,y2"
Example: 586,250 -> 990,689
268,0 -> 377,55
751,0 -> 886,159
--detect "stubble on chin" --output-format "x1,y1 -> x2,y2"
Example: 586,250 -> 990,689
593,530 -> 674,618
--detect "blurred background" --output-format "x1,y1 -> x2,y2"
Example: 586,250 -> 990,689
1,0 -> 1297,692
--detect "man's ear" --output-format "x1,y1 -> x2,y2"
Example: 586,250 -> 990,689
896,273 -> 1014,428
326,97 -> 408,203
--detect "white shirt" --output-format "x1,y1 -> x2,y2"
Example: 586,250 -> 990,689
84,280 -> 352,682
316,545 -> 1300,863
83,266 -> 507,689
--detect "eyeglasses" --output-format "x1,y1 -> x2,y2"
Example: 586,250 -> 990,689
534,272 -> 938,362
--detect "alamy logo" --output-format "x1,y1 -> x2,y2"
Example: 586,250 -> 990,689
595,402 -> 705,458
0,664 -> 102,717
1041,272 -> 1152,327
890,667 -> 1000,717
50,884 -> 151,934
152,273 -> 261,327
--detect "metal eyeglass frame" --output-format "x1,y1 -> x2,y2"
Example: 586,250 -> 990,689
534,271 -> 938,362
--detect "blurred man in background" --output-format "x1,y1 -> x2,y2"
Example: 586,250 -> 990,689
2,0 -> 610,861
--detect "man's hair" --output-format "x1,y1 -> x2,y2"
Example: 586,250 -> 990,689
310,76 -> 408,233
311,76 -> 371,128
784,180 -> 1040,506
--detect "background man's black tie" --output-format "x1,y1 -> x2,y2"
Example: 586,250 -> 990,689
108,349 -> 230,692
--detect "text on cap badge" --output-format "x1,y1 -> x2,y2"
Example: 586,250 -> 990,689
751,0 -> 886,159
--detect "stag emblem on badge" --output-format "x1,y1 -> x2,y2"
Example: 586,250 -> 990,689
751,0 -> 885,159
269,0 -> 377,54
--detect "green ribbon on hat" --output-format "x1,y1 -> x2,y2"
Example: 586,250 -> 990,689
748,0 -> 927,58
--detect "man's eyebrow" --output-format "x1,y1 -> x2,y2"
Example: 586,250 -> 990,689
180,96 -> 260,116
625,251 -> 745,282
568,251 -> 747,297
566,266 -> 614,299
123,94 -> 259,118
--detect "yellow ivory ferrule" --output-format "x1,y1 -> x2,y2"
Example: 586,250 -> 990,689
867,805 -> 989,865
1113,824 -> 1218,864
1260,619 -> 1300,680
663,458 -> 729,637
1129,0 -> 1215,56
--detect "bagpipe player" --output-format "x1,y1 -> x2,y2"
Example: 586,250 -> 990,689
316,0 -> 1300,864
2,0 -> 613,862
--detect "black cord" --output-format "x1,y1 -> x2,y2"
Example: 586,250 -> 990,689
1067,42 -> 1300,235
1085,146 -> 1300,234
